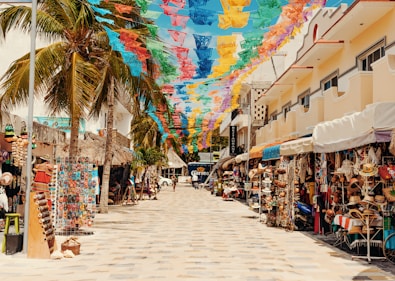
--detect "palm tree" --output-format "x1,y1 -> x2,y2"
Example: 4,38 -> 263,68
0,0 -> 104,157
0,0 -> 165,213
90,58 -> 162,212
132,146 -> 166,199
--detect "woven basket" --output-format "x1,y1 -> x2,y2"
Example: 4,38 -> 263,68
61,237 -> 80,255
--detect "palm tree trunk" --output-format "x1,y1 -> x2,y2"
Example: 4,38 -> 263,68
69,113 -> 80,159
100,77 -> 115,213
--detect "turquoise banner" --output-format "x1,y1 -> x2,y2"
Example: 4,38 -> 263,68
34,116 -> 86,133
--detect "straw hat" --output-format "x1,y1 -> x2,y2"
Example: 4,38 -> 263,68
258,163 -> 266,174
375,195 -> 386,203
347,178 -> 360,194
349,208 -> 364,219
362,225 -> 375,235
360,194 -> 375,204
362,209 -> 375,216
349,225 -> 362,234
0,172 -> 13,186
248,168 -> 257,179
40,154 -> 51,162
359,163 -> 378,177
262,177 -> 272,184
348,195 -> 361,206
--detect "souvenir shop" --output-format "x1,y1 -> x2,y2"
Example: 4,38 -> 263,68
244,103 -> 395,260
0,123 -> 99,257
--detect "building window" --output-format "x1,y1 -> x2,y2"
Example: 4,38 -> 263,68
321,71 -> 338,91
358,40 -> 385,71
298,90 -> 310,110
313,24 -> 318,42
270,110 -> 277,121
282,102 -> 291,119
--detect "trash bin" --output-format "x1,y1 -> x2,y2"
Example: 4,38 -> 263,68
5,233 -> 23,255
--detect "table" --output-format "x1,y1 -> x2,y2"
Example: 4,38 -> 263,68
333,214 -> 384,263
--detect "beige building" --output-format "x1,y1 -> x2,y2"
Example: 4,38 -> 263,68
220,0 -> 395,161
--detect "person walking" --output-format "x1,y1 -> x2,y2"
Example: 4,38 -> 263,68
192,173 -> 199,190
171,175 -> 177,192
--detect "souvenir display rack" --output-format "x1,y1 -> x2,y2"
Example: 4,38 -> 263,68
55,157 -> 96,235
27,191 -> 57,259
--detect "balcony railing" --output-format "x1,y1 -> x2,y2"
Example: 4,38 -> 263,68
323,72 -> 372,121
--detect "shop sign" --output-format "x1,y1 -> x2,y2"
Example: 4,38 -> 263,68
187,162 -> 212,183
34,116 -> 86,133
229,126 -> 237,156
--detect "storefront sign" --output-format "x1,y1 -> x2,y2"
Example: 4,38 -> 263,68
34,116 -> 86,133
187,162 -> 212,183
229,126 -> 237,156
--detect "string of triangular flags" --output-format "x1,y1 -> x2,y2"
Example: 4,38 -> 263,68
87,0 -> 327,153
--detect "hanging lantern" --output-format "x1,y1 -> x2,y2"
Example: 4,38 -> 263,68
4,124 -> 15,143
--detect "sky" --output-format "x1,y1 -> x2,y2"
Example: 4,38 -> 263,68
147,0 -> 353,64
0,0 -> 355,152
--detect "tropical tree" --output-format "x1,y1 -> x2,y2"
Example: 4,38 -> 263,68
0,0 -> 166,213
90,56 -> 162,212
132,146 -> 166,199
0,0 -> 104,157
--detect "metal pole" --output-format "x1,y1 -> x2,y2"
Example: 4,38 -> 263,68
23,0 -> 38,253
245,93 -> 251,202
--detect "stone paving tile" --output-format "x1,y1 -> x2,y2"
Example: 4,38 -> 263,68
1,184 -> 395,280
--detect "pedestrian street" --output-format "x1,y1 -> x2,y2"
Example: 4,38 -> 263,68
1,183 -> 395,281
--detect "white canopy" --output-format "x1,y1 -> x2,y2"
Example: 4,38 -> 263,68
235,153 -> 248,163
280,137 -> 313,156
313,102 -> 395,153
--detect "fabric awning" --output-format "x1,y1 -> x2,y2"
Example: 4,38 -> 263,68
249,145 -> 265,159
262,144 -> 281,161
222,157 -> 236,170
313,102 -> 395,153
215,156 -> 233,169
235,153 -> 248,163
280,137 -> 313,156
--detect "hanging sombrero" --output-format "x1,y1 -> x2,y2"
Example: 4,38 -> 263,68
0,172 -> 13,186
359,163 -> 378,177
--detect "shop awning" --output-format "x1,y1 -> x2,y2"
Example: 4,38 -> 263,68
215,156 -> 233,170
280,137 -> 313,156
262,144 -> 281,161
235,153 -> 248,163
313,102 -> 395,153
249,145 -> 266,159
222,157 -> 236,170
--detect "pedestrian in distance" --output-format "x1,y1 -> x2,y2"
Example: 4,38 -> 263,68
171,175 -> 177,192
192,174 -> 199,190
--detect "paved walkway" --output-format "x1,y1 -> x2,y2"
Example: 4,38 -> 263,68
1,183 -> 395,281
